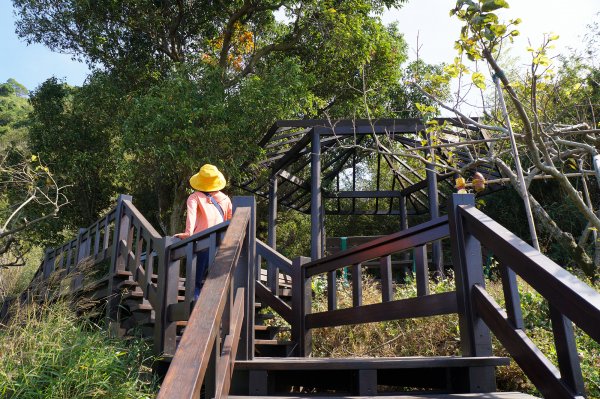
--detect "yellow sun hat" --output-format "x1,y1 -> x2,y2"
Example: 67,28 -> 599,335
189,164 -> 226,192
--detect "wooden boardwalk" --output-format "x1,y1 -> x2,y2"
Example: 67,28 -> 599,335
2,193 -> 599,399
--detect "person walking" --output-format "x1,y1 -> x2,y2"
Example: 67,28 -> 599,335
175,164 -> 232,299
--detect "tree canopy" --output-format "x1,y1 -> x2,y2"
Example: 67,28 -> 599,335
16,0 -> 414,234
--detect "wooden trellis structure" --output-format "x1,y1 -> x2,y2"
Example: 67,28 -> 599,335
239,118 -> 505,263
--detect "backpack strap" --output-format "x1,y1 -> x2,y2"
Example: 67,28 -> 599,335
203,192 -> 225,220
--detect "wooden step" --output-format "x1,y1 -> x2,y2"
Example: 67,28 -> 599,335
254,324 -> 290,340
123,290 -> 185,302
235,356 -> 510,370
116,270 -> 186,283
254,339 -> 279,345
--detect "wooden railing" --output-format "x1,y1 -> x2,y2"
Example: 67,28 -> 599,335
6,189 -> 600,398
292,216 -> 453,357
1,202 -> 119,321
449,193 -> 600,399
157,199 -> 256,399
291,193 -> 600,397
2,195 -> 255,361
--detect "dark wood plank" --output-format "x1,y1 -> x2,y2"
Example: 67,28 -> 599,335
357,369 -> 377,396
215,288 -> 245,399
380,255 -> 393,302
448,194 -> 493,359
234,355 -> 509,370
414,245 -> 429,296
291,256 -> 311,357
228,394 -> 536,399
499,263 -> 524,329
327,270 -> 337,310
304,216 -> 449,277
256,239 -> 293,275
548,305 -> 585,395
306,292 -> 458,329
352,263 -> 362,307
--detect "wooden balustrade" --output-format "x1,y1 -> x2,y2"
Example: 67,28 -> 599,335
4,189 -> 600,399
255,239 -> 293,324
292,216 -> 452,357
451,193 -> 600,398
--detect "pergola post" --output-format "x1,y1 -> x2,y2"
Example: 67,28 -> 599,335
399,195 -> 408,231
311,128 -> 322,260
400,194 -> 412,280
267,174 -> 278,250
267,174 -> 278,293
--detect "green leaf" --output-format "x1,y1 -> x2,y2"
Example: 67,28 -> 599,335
481,0 -> 510,12
472,72 -> 486,89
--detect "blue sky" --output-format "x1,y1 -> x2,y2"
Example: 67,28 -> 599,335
1,0 -> 598,93
0,0 -> 90,91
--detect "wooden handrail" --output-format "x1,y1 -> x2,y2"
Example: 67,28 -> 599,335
302,215 -> 449,277
255,280 -> 293,324
158,207 -> 251,399
122,200 -> 161,239
459,204 -> 600,342
472,285 -> 575,398
291,216 -> 452,357
449,194 -> 600,398
256,239 -> 293,275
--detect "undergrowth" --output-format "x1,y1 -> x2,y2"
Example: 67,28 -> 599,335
0,258 -> 159,399
0,300 -> 158,399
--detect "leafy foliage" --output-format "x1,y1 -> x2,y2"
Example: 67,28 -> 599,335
0,79 -> 31,148
28,77 -> 121,241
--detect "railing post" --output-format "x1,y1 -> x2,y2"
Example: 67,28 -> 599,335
155,235 -> 179,356
106,194 -> 132,337
292,256 -> 311,357
232,196 -> 256,360
42,248 -> 54,279
549,306 -> 586,395
70,228 -> 89,292
448,193 -> 495,392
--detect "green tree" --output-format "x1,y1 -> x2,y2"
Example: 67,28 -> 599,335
28,77 -> 123,234
16,0 -> 412,234
413,0 -> 600,278
0,79 -> 31,149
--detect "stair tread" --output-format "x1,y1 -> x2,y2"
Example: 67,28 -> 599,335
124,290 -> 185,301
254,325 -> 290,331
116,269 -> 186,282
235,356 -> 510,370
230,396 -> 532,399
254,339 -> 283,345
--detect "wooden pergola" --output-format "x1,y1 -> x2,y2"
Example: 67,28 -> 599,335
238,118 -> 504,266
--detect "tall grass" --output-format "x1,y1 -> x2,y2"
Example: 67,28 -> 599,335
0,300 -> 158,398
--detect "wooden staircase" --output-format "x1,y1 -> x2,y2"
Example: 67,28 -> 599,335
3,193 -> 600,399
231,356 -> 511,396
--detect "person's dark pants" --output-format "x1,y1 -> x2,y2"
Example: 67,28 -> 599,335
194,250 -> 210,301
